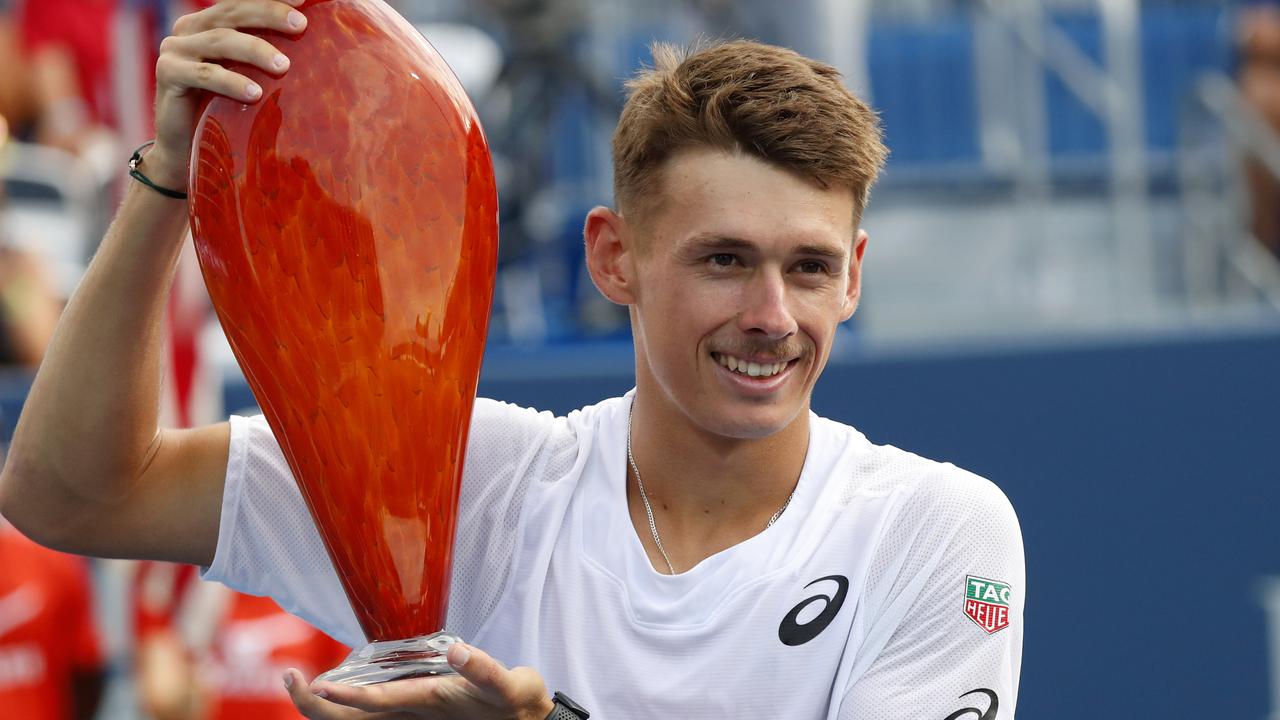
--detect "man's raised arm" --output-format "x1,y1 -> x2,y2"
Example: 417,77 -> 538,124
0,0 -> 310,565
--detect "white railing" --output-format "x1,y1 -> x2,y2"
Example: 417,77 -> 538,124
974,0 -> 1154,312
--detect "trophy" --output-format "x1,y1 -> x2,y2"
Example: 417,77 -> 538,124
186,0 -> 498,685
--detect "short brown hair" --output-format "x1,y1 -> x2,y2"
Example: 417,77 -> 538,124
612,39 -> 888,223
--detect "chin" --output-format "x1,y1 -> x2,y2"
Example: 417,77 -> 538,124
697,399 -> 804,440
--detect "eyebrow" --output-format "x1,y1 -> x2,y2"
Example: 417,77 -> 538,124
680,234 -> 755,253
680,233 -> 847,260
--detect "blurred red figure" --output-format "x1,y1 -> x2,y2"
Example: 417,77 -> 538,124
0,518 -> 103,720
134,561 -> 350,720
6,0 -> 118,151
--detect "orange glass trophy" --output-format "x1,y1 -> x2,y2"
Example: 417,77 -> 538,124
186,0 -> 498,684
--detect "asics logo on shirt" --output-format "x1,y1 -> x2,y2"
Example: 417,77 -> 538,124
777,574 -> 849,646
942,688 -> 999,720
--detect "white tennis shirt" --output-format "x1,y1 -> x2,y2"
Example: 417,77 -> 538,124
204,391 -> 1024,719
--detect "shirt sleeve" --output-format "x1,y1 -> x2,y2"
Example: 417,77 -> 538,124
201,414 -> 364,647
201,400 -> 561,648
838,468 -> 1025,720
444,398 -> 563,639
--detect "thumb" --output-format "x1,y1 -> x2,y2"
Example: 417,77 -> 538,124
447,642 -> 502,691
447,643 -> 552,715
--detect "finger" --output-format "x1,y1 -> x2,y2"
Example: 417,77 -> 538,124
163,29 -> 291,77
173,0 -> 307,37
449,644 -> 552,713
155,54 -> 264,103
303,644 -> 510,714
283,668 -> 363,720
308,674 -> 457,714
447,643 -> 512,701
284,668 -> 410,720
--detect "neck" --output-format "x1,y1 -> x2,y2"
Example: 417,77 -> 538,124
626,387 -> 809,572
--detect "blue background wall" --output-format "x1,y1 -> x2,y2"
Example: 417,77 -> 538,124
3,325 -> 1276,717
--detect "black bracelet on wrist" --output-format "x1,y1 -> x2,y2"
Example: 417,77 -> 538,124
128,140 -> 188,200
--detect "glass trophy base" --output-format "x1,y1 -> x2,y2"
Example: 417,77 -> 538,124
315,631 -> 462,685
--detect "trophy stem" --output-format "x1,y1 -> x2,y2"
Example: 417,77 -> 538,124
316,631 -> 462,685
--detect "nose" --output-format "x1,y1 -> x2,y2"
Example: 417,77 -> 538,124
737,269 -> 797,340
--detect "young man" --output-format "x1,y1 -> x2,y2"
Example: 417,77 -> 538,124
0,1 -> 1024,718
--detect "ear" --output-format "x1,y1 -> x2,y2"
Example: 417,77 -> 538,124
584,206 -> 638,305
840,229 -> 869,322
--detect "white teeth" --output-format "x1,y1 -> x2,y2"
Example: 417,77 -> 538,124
715,353 -> 787,378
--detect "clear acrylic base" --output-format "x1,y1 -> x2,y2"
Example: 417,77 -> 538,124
315,631 -> 462,685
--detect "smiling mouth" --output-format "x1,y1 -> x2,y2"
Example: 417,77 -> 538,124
711,351 -> 794,378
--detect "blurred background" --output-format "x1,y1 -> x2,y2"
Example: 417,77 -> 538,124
0,0 -> 1276,718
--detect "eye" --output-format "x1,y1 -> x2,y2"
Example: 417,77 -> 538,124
796,260 -> 829,274
708,253 -> 738,268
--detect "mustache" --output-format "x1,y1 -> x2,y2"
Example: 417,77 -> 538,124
710,341 -> 807,362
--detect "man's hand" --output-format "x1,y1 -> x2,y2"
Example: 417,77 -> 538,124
148,0 -> 308,188
283,643 -> 556,720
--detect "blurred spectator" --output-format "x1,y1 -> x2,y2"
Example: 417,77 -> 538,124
0,0 -> 117,154
0,242 -> 61,366
1237,2 -> 1280,257
134,562 -> 350,720
0,114 -> 63,367
0,0 -> 29,126
0,516 -> 105,720
0,246 -> 62,368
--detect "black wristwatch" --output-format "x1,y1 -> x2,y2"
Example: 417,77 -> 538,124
545,690 -> 590,719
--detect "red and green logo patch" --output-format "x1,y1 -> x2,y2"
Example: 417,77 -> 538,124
964,575 -> 1012,634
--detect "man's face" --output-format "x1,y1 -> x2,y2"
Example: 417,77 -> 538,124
625,148 -> 864,440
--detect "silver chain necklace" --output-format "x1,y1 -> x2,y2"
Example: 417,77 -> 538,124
625,404 -> 797,575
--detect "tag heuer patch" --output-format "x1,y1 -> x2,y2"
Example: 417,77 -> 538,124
964,575 -> 1012,634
